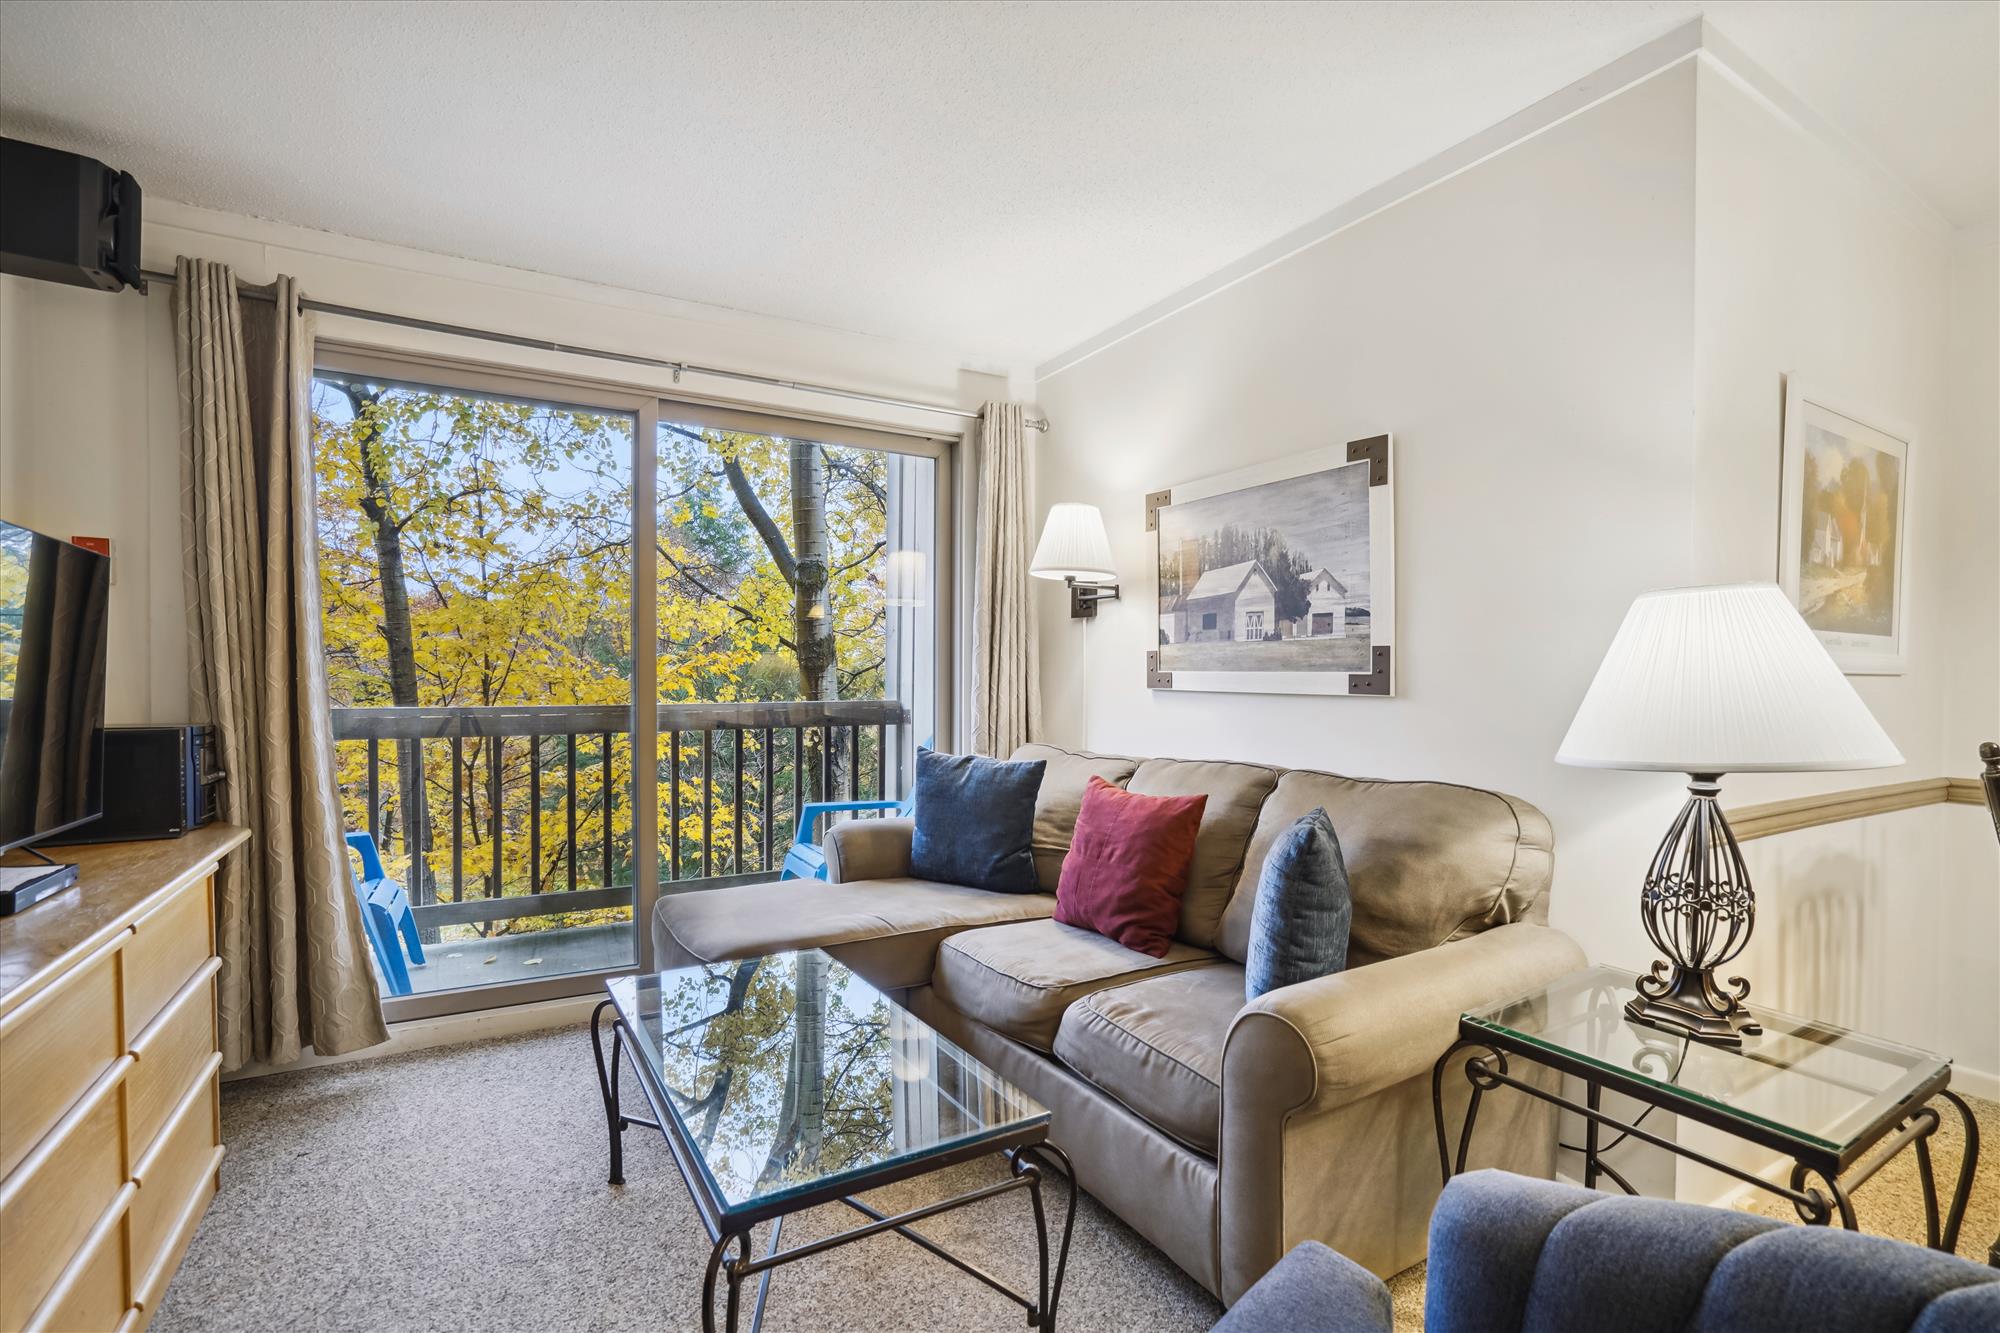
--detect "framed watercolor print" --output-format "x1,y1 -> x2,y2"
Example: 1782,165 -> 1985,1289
1778,380 -> 1912,675
1145,434 -> 1394,697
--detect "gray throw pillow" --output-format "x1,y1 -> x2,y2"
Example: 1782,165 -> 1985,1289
1245,807 -> 1353,1000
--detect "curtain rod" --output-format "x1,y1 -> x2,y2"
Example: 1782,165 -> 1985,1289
136,267 -> 1048,433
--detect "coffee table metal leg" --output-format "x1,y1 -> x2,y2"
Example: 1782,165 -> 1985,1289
1007,1142 -> 1078,1332
701,1230 -> 753,1333
1012,1150 -> 1050,1331
589,999 -> 625,1186
1034,1143 -> 1078,1332
748,1215 -> 784,1333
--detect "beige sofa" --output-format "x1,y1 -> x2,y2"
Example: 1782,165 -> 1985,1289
652,744 -> 1585,1303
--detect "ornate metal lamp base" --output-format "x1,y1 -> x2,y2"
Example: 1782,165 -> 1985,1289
1625,963 -> 1763,1047
1629,776 -> 1762,1049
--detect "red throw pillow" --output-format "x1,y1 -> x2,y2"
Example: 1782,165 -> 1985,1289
1054,776 -> 1207,958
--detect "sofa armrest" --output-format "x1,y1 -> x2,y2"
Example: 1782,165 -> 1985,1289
1227,923 -> 1587,1112
823,817 -> 915,883
1216,923 -> 1586,1301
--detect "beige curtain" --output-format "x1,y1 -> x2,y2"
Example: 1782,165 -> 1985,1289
970,402 -> 1040,756
174,257 -> 389,1069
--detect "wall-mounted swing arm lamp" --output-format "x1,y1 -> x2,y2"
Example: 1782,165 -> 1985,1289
1030,503 -> 1121,619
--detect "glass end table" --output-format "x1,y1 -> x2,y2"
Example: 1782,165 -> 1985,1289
590,949 -> 1075,1332
1433,964 -> 1979,1253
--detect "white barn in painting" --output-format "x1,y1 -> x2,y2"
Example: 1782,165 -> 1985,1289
1302,567 -> 1348,637
1162,560 -> 1278,643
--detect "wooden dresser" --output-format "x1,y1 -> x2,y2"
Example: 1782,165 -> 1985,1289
0,825 -> 248,1333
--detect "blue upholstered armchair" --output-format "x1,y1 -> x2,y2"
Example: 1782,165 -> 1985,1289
1216,1170 -> 2000,1333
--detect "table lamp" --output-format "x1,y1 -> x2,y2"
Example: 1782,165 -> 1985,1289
1557,583 -> 1902,1046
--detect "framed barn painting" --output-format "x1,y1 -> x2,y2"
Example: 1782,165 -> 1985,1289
1146,434 -> 1394,697
1778,380 -> 1912,675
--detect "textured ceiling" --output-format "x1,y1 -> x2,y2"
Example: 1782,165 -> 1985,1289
0,2 -> 1991,367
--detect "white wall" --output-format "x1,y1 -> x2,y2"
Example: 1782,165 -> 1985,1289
1032,53 -> 1997,1089
1035,60 -> 1703,981
1692,60 -> 1954,796
1942,221 -> 1999,760
0,272 -> 179,722
1690,61 -> 1997,1086
0,200 -> 1012,727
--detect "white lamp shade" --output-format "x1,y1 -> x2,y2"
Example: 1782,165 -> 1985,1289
883,549 -> 926,607
1556,583 -> 1903,773
1030,503 -> 1117,583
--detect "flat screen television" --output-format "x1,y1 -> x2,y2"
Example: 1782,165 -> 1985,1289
0,521 -> 110,910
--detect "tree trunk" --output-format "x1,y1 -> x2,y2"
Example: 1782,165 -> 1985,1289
784,447 -> 832,1172
721,441 -> 839,1187
794,949 -> 827,1167
341,383 -> 435,903
755,951 -> 829,1188
788,440 -> 839,801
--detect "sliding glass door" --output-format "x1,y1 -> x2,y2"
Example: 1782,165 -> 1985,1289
312,359 -> 646,1005
310,352 -> 952,1014
652,406 -> 944,891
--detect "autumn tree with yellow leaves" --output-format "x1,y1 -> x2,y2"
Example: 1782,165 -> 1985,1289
315,379 -> 896,938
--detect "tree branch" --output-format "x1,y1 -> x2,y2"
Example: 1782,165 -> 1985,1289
722,456 -> 798,589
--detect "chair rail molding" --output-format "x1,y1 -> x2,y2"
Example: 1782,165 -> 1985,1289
1726,777 -> 1984,842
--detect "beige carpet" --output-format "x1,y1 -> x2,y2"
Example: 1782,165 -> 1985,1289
1735,1090 -> 1998,1260
155,1023 -> 1222,1332
155,1025 -> 1994,1332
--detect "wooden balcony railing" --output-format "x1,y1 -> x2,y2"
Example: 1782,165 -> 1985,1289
331,700 -> 908,931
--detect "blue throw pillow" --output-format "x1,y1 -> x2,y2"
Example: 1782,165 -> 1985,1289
909,748 -> 1047,894
1245,808 -> 1353,999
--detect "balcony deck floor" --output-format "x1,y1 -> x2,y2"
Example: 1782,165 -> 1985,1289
378,920 -> 637,996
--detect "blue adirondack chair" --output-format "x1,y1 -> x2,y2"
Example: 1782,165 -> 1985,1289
780,738 -> 933,881
345,832 -> 426,996
781,797 -> 910,880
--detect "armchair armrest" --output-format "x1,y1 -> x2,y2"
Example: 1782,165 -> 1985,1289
822,816 -> 915,883
1227,923 -> 1587,1112
1212,1241 -> 1391,1333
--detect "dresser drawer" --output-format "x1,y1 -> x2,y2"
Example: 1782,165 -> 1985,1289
126,961 -> 220,1155
128,1072 -> 220,1299
0,935 -> 127,1179
23,1185 -> 132,1333
128,1163 -> 216,1333
0,1075 -> 128,1330
123,879 -> 213,1038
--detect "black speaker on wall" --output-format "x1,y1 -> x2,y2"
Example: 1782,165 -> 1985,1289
0,136 -> 145,293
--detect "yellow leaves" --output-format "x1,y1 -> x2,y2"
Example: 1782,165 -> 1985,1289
320,385 -> 907,924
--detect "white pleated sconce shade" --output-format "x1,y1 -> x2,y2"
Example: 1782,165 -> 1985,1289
1030,503 -> 1117,584
1557,583 -> 1902,773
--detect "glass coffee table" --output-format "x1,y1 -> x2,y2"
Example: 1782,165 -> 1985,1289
590,949 -> 1076,1333
1432,964 -> 1979,1253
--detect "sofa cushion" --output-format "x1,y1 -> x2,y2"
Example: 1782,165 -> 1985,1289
652,876 -> 1054,991
910,748 -> 1046,893
1010,743 -> 1142,891
933,918 -> 1216,1051
1216,769 -> 1555,964
1126,757 -> 1280,949
1052,964 -> 1245,1155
